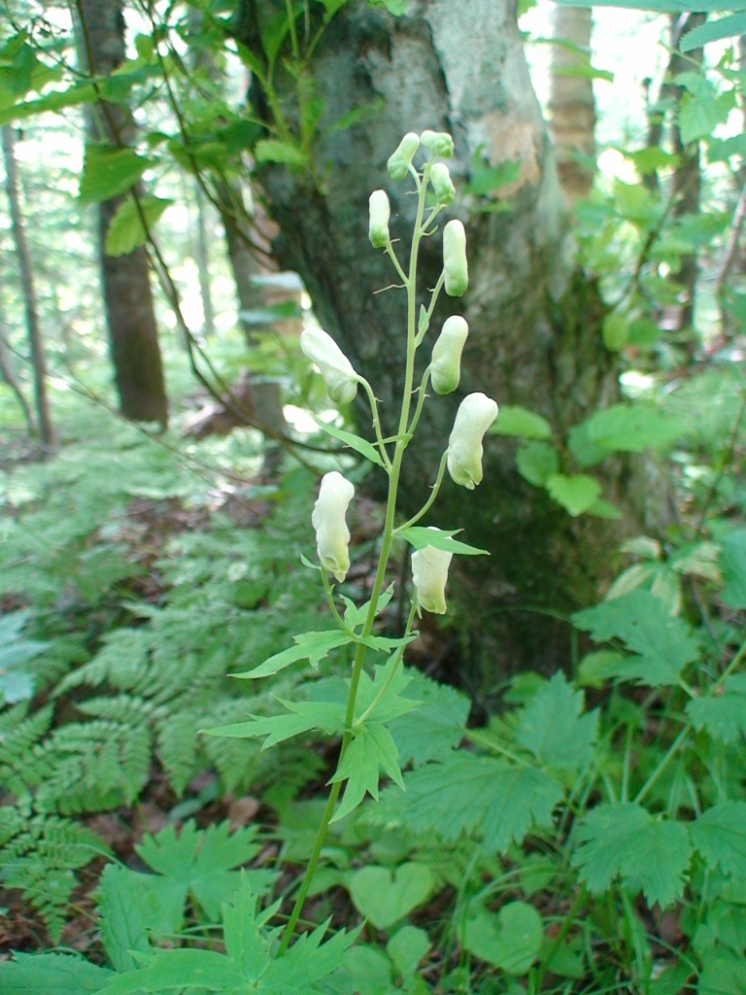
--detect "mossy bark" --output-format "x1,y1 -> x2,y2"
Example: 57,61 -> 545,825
233,0 -> 664,681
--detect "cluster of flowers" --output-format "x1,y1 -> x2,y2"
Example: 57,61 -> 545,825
300,130 -> 498,615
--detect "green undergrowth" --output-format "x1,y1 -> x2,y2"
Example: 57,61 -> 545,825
0,391 -> 745,994
0,363 -> 745,994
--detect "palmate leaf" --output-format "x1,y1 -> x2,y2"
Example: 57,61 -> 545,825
98,949 -> 245,993
572,589 -> 700,686
516,673 -> 598,770
388,671 -> 470,766
330,723 -> 404,823
374,754 -> 563,853
686,675 -> 746,743
572,803 -> 692,908
232,629 -> 353,679
134,820 -> 273,924
690,802 -> 746,878
205,698 -> 347,748
399,526 -> 488,556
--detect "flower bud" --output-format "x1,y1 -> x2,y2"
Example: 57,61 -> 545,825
447,392 -> 498,489
312,471 -> 355,583
411,531 -> 453,615
300,327 -> 359,406
387,132 -> 420,180
421,130 -> 454,158
443,219 -> 468,297
430,162 -> 455,206
430,316 -> 468,395
368,189 -> 391,248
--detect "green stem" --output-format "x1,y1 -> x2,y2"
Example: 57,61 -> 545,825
321,570 -> 347,630
359,376 -> 393,470
395,451 -> 448,533
534,886 -> 587,991
278,167 -> 430,954
354,599 -> 419,728
633,726 -> 690,806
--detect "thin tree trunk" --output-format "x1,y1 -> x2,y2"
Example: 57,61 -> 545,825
234,0 -> 664,679
1,125 -> 54,449
548,5 -> 596,202
0,298 -> 35,435
77,0 -> 169,428
194,184 -> 216,338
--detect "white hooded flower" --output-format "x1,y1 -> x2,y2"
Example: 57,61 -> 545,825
430,162 -> 455,206
430,315 -> 468,395
421,130 -> 454,158
447,392 -> 498,489
412,531 -> 453,615
300,327 -> 359,406
443,219 -> 468,297
387,132 -> 420,180
368,189 -> 391,248
312,471 -> 355,583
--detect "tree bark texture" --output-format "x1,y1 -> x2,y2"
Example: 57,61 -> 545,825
2,124 -> 54,449
78,0 -> 168,427
548,5 -> 596,203
234,0 -> 662,679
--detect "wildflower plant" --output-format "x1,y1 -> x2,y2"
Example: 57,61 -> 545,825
207,130 -> 498,952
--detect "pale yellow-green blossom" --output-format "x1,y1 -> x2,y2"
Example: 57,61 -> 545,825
387,132 -> 420,180
411,531 -> 453,614
368,189 -> 391,248
300,327 -> 359,406
430,315 -> 468,395
421,130 -> 454,158
430,162 -> 455,206
312,471 -> 355,583
447,392 -> 498,489
443,220 -> 468,297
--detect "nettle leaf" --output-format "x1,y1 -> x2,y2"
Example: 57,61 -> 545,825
677,74 -> 735,145
0,953 -> 114,994
572,589 -> 700,686
690,802 -> 746,878
104,194 -> 172,256
349,863 -> 436,929
545,473 -> 601,517
572,803 -> 692,907
78,144 -> 153,204
568,403 -> 681,467
98,865 -> 151,971
461,901 -> 543,976
206,698 -> 347,748
516,440 -> 559,486
330,723 -> 404,823
681,11 -> 746,49
720,530 -> 746,609
490,405 -> 552,439
232,629 -> 353,679
399,526 -> 488,556
516,673 -> 598,770
388,670 -> 470,767
97,948 -> 244,994
134,820 -> 271,924
686,675 -> 746,743
376,755 -> 563,853
263,919 -> 360,992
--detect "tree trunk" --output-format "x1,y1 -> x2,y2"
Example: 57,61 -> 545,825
2,124 -> 54,449
234,0 -> 658,679
0,295 -> 35,436
548,5 -> 596,203
77,0 -> 168,428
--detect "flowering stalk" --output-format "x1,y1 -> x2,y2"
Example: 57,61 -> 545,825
278,131 -> 498,954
